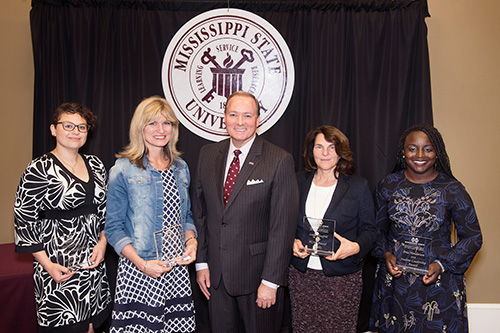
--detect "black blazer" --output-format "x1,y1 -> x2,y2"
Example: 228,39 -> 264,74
291,171 -> 377,276
193,136 -> 299,296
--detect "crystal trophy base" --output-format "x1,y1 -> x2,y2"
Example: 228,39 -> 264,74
162,255 -> 191,268
69,260 -> 95,272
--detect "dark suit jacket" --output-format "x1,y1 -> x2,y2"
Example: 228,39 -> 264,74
193,136 -> 299,296
291,171 -> 377,276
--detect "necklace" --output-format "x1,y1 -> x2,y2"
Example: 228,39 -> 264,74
53,151 -> 79,173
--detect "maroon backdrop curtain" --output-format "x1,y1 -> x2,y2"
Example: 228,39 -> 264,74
30,1 -> 432,331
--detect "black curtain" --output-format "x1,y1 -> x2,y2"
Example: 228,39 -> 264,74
31,0 -> 432,190
30,1 -> 432,331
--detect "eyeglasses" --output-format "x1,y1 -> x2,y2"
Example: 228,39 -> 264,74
57,122 -> 89,133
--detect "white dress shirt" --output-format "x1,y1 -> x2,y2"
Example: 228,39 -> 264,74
305,181 -> 336,270
196,136 -> 279,288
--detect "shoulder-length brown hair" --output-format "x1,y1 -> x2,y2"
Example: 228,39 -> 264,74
116,96 -> 181,169
303,125 -> 355,177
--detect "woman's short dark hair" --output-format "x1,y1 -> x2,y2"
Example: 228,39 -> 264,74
303,125 -> 355,177
393,123 -> 455,180
51,102 -> 97,131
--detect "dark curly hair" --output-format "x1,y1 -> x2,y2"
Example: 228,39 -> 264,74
303,125 -> 355,177
51,102 -> 97,131
392,123 -> 455,180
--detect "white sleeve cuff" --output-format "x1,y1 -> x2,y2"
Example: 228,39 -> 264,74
195,262 -> 209,271
262,279 -> 279,289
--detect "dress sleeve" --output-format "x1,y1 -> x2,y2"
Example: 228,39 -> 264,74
96,157 -> 108,233
371,179 -> 392,259
14,158 -> 50,253
435,182 -> 482,274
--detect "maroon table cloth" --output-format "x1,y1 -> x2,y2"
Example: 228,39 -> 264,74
0,243 -> 37,332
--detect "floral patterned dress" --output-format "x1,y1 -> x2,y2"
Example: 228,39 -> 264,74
370,171 -> 482,333
14,153 -> 111,332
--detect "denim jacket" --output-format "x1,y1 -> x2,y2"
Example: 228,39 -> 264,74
105,156 -> 197,260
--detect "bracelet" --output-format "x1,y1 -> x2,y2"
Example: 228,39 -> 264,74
142,260 -> 148,273
185,236 -> 196,245
434,260 -> 445,273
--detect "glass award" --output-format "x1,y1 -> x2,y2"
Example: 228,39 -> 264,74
303,216 -> 336,256
53,232 -> 94,272
395,233 -> 431,275
154,225 -> 186,268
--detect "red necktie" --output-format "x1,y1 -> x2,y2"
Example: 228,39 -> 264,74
223,149 -> 242,206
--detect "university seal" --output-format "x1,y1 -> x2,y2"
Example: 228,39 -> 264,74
162,8 -> 295,141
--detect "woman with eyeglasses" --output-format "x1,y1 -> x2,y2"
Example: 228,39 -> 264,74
14,103 -> 111,333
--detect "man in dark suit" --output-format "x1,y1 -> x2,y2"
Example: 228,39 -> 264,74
193,91 -> 299,332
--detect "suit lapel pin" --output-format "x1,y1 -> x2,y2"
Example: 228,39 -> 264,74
249,161 -> 254,165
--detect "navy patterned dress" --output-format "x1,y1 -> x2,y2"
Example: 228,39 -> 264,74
14,153 -> 111,332
370,171 -> 482,333
110,168 -> 195,333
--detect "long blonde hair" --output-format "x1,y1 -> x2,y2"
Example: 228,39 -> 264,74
117,96 -> 181,169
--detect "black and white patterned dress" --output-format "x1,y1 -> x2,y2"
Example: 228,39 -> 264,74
110,168 -> 195,333
14,153 -> 111,332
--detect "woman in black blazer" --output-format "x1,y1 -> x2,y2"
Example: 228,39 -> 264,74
289,125 -> 377,332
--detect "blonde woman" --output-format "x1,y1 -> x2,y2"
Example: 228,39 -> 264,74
105,96 -> 197,332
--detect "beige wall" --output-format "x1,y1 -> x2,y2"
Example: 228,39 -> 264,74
0,0 -> 33,245
1,0 -> 499,302
428,0 -> 500,303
